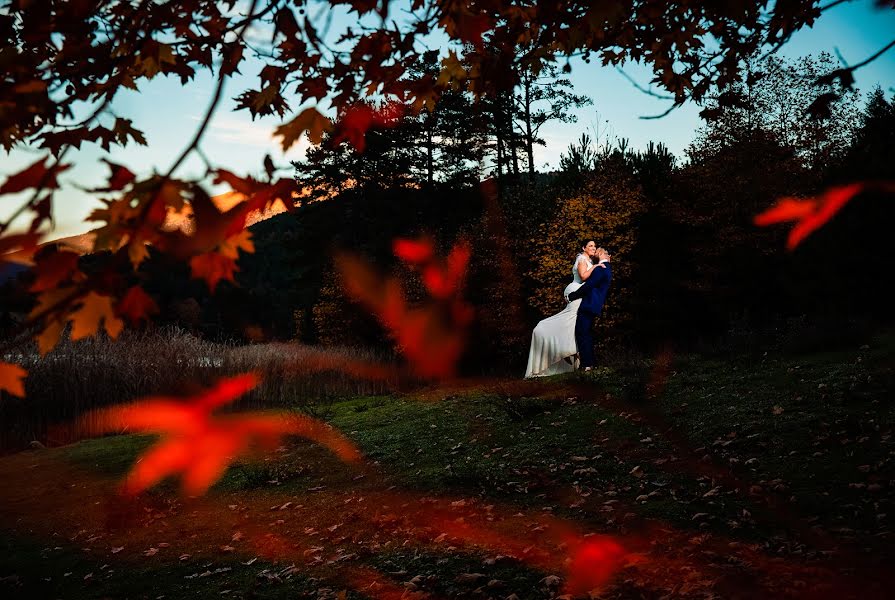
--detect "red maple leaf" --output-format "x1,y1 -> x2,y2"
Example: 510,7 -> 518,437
392,238 -> 434,264
101,160 -> 136,191
29,250 -> 81,292
564,537 -> 628,594
116,285 -> 158,325
337,238 -> 473,378
421,241 -> 470,299
0,157 -> 71,195
333,103 -> 407,152
77,374 -> 361,496
754,182 -> 895,250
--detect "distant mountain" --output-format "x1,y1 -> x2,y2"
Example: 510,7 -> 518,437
43,191 -> 290,256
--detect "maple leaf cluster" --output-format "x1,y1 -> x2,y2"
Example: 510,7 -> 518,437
0,156 -> 297,395
337,237 -> 474,379
1,1 -> 842,158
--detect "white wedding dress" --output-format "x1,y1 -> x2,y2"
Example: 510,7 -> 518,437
524,254 -> 593,378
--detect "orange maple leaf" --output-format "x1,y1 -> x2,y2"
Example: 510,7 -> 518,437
0,362 -> 27,397
70,291 -> 124,340
28,287 -> 74,355
190,251 -> 237,291
754,182 -> 895,250
78,374 -> 361,496
274,106 -> 332,151
218,229 -> 254,260
214,169 -> 259,195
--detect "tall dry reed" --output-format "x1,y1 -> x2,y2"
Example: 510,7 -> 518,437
0,327 -> 397,452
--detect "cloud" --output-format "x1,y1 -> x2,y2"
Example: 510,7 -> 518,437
206,113 -> 311,160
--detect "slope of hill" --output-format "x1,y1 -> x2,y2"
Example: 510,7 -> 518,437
47,192 -> 290,256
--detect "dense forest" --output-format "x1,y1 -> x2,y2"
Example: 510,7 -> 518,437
3,54 -> 894,375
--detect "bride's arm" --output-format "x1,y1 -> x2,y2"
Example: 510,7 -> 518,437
577,258 -> 606,280
578,258 -> 595,280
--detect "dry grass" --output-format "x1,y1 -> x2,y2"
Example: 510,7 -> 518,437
0,327 -> 397,452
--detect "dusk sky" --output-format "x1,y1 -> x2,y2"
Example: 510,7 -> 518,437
2,0 -> 894,238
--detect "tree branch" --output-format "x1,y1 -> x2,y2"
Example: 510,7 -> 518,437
615,67 -> 675,100
0,0 -> 155,237
640,102 -> 683,120
846,37 -> 895,73
164,0 -> 262,179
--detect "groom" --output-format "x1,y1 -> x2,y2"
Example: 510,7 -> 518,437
568,247 -> 612,371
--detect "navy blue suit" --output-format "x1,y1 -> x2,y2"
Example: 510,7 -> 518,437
569,262 -> 612,369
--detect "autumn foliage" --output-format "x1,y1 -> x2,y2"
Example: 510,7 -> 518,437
74,373 -> 361,496
336,237 -> 474,379
3,3 -> 895,599
2,0 -> 889,395
527,163 -> 647,330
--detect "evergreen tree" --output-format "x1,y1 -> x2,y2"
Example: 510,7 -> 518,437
291,102 -> 420,201
516,61 -> 592,179
839,86 -> 895,180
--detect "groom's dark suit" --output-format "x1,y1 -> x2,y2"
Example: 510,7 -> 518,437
568,261 -> 612,369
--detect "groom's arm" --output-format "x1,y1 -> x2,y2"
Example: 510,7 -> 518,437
568,263 -> 611,301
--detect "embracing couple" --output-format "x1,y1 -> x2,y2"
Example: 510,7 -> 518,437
524,240 -> 612,378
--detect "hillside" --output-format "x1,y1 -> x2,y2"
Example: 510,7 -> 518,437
1,333 -> 892,598
47,191 -> 290,257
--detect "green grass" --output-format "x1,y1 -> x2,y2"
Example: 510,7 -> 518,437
0,533 -> 329,600
2,332 -> 893,598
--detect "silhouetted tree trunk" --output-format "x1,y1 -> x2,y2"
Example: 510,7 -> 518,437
513,61 -> 591,182
524,74 -> 535,179
426,125 -> 434,185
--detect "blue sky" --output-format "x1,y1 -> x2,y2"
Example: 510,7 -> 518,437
2,0 -> 894,238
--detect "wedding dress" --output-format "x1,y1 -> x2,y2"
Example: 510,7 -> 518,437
524,254 -> 592,378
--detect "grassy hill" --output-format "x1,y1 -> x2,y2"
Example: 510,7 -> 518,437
1,331 -> 892,598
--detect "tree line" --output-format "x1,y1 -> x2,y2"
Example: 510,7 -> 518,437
3,52 -> 892,375
291,50 -> 590,197
282,52 -> 895,370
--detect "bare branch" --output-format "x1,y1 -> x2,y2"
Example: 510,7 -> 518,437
615,67 -> 675,100
640,103 -> 682,120
847,37 -> 895,73
164,0 -> 262,179
820,0 -> 854,12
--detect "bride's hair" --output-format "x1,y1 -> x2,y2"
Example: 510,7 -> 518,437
577,239 -> 596,259
574,240 -> 593,263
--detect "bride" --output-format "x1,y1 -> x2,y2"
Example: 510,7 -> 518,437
524,240 -> 601,378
